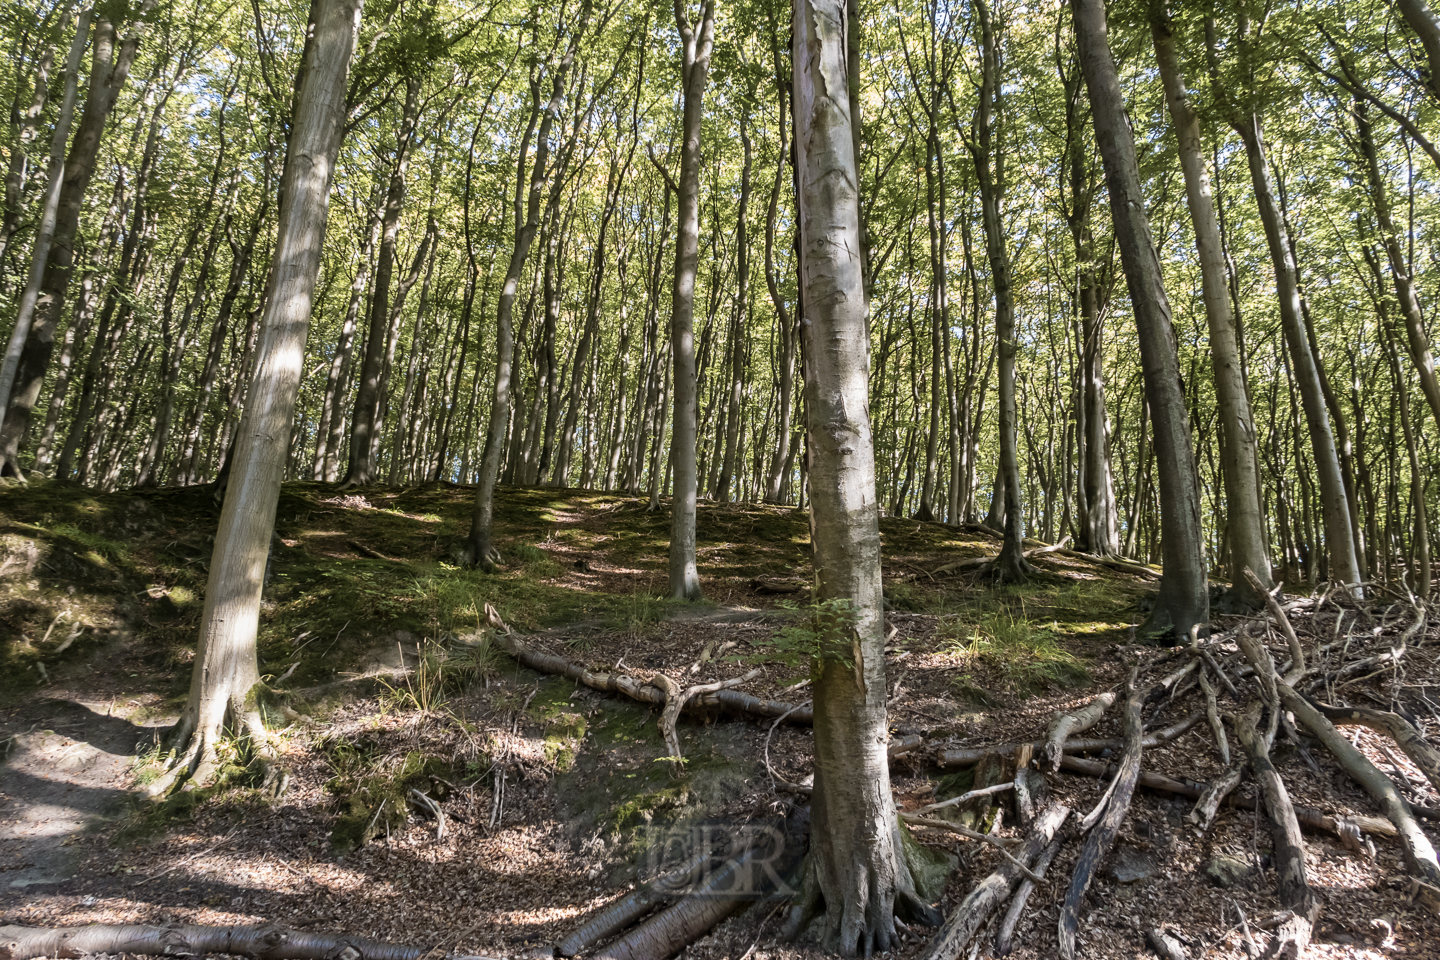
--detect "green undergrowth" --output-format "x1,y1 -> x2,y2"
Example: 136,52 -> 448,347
323,738 -> 465,851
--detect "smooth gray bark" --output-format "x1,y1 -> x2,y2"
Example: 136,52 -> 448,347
664,0 -> 714,601
161,0 -> 361,788
1150,4 -> 1271,607
1073,0 -> 1209,640
783,0 -> 937,952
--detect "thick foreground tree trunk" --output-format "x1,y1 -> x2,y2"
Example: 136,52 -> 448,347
156,0 -> 361,791
1073,0 -> 1208,640
784,0 -> 938,953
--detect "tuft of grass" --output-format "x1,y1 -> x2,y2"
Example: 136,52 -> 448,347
941,611 -> 1090,691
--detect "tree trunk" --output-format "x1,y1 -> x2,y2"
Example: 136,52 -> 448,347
0,3 -> 94,451
159,0 -> 360,790
1074,0 -> 1208,640
0,0 -> 156,478
970,0 -> 1030,580
1150,3 -> 1270,607
342,75 -> 420,488
665,0 -> 715,601
1396,0 -> 1440,101
784,0 -> 938,952
466,9 -> 591,567
1207,14 -> 1361,594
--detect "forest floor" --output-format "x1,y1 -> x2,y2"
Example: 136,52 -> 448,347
0,479 -> 1436,960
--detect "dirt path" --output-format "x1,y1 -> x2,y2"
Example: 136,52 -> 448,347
0,696 -> 160,895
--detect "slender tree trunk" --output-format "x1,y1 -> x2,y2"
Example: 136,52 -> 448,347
1074,0 -> 1208,640
663,0 -> 715,601
1207,14 -> 1361,594
971,0 -> 1030,580
466,8 -> 591,567
1150,3 -> 1269,606
1354,96 -> 1440,434
717,119 -> 751,504
0,4 -> 94,445
342,75 -> 420,487
160,0 -> 360,789
0,0 -> 157,478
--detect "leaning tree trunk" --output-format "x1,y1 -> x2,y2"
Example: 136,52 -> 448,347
665,0 -> 715,601
1073,0 -> 1208,641
1150,3 -> 1271,608
0,3 -> 92,437
154,0 -> 361,792
783,0 -> 939,953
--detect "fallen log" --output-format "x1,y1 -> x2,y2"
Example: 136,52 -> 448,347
0,924 -> 427,960
589,845 -> 767,960
915,804 -> 1070,960
1145,927 -> 1188,960
474,628 -> 814,726
556,847 -> 721,957
935,710 -> 1202,768
1059,677 -> 1144,960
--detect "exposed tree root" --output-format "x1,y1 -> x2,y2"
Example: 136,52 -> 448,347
916,804 -> 1070,960
144,698 -> 281,799
1316,701 -> 1440,793
1234,702 -> 1320,959
0,923 -> 429,960
1059,675 -> 1144,959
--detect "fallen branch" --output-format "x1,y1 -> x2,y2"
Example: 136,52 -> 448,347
1042,693 -> 1116,772
935,710 -> 1202,768
1059,677 -> 1144,960
1277,679 -> 1440,895
476,627 -> 813,725
656,669 -> 761,772
992,830 -> 1068,957
0,924 -> 427,960
1244,568 -> 1306,683
1054,548 -> 1162,580
913,782 -> 1013,815
1057,753 -> 1394,840
898,814 -> 1045,884
915,804 -> 1070,960
1145,927 -> 1189,960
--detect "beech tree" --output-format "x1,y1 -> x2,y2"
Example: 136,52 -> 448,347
781,0 -> 938,951
155,0 -> 362,789
1073,0 -> 1208,640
